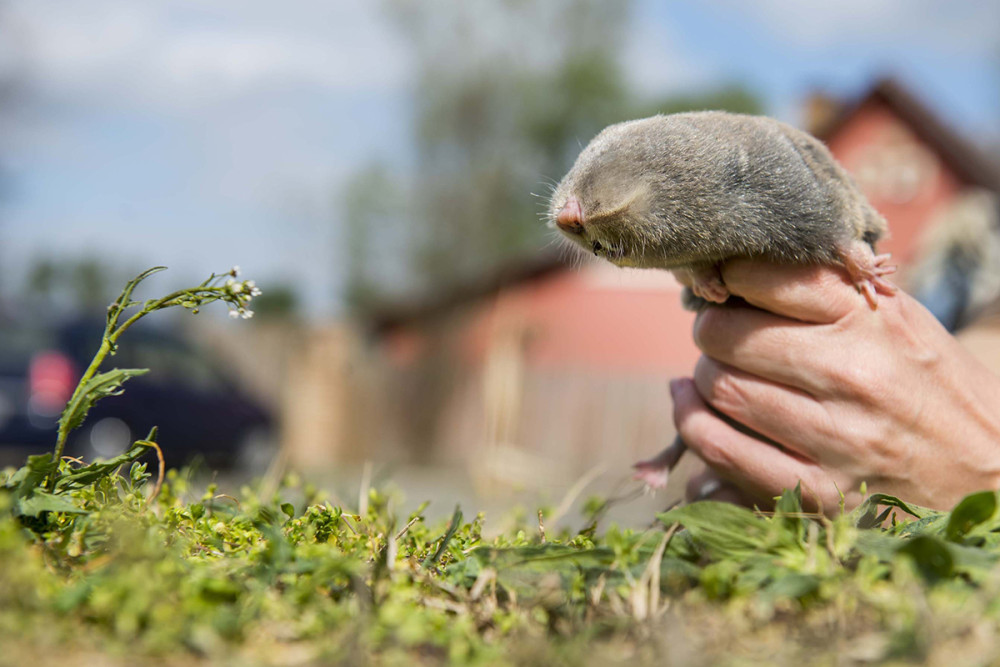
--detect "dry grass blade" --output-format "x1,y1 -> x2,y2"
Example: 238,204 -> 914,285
143,440 -> 166,503
550,463 -> 606,526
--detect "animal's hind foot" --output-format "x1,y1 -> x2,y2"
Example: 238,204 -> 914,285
632,437 -> 686,491
838,241 -> 897,310
672,265 -> 729,307
632,461 -> 670,490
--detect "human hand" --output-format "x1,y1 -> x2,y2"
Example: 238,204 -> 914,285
674,259 -> 1000,513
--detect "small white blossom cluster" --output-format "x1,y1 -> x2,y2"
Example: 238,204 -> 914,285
225,272 -> 262,320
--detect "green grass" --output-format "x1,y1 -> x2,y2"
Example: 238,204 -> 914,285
6,266 -> 1000,665
5,458 -> 1000,666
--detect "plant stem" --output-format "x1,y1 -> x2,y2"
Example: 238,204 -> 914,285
49,336 -> 113,488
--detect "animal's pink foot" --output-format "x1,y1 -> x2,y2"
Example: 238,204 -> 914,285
672,265 -> 729,304
632,460 -> 670,490
692,274 -> 730,304
838,241 -> 897,310
632,437 -> 686,490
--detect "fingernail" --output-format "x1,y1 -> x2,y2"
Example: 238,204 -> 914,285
668,378 -> 680,399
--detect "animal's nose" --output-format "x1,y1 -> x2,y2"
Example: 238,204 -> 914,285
555,197 -> 585,235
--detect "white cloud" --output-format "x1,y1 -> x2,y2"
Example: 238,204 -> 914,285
4,0 -> 411,112
623,18 -> 721,97
709,0 -> 1000,56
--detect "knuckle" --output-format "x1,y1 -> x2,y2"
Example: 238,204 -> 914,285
695,357 -> 748,417
862,424 -> 900,478
709,370 -> 745,413
824,354 -> 889,405
825,360 -> 870,395
836,413 -> 898,478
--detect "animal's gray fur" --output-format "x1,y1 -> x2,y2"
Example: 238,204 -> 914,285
548,112 -> 887,273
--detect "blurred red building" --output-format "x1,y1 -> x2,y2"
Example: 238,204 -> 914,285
818,81 -> 999,259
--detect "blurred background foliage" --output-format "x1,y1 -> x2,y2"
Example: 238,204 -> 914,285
343,0 -> 762,314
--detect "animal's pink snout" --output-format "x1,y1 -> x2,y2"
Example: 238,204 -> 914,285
555,197 -> 585,235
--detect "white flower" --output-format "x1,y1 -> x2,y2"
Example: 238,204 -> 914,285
231,281 -> 243,294
230,265 -> 241,277
241,309 -> 255,319
228,310 -> 240,319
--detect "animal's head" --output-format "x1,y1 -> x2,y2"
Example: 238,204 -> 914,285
548,116 -> 697,269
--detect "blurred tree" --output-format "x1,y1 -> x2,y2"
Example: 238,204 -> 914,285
342,1 -> 763,311
398,0 -> 635,292
24,255 -> 57,305
71,257 -> 110,310
249,284 -> 299,320
22,255 -> 119,312
634,84 -> 764,119
342,163 -> 406,314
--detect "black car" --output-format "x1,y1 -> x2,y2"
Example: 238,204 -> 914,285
0,317 -> 273,470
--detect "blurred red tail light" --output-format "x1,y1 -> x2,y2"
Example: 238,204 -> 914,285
29,351 -> 77,416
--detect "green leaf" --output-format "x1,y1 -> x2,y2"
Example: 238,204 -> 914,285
53,441 -> 153,491
853,493 -> 929,529
897,535 -> 954,583
774,482 -> 804,540
422,505 -> 463,569
58,368 -> 149,436
894,513 -> 950,538
774,483 -> 801,512
4,453 -> 57,497
854,530 -> 907,561
198,577 -> 242,603
466,544 -> 615,572
945,491 -> 998,542
13,490 -> 87,517
659,502 -> 787,559
762,572 -> 820,601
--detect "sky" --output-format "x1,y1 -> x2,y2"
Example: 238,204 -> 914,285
0,0 -> 997,317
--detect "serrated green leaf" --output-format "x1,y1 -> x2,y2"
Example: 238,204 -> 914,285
4,453 -> 56,497
894,513 -> 950,538
53,441 -> 153,491
13,489 -> 87,518
58,368 -> 149,435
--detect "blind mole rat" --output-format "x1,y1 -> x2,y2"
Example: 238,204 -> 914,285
547,111 -> 896,490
